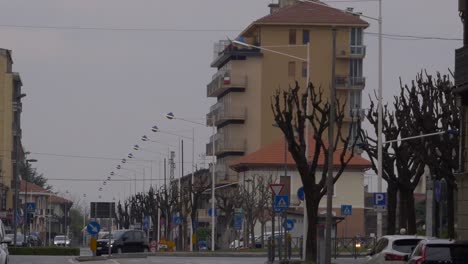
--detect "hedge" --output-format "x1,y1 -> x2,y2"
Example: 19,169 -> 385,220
9,246 -> 80,256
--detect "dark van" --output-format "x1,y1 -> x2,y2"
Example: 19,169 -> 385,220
96,230 -> 149,256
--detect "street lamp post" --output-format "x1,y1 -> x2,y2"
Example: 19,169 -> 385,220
23,159 -> 37,246
166,112 -> 216,252
152,125 -> 196,251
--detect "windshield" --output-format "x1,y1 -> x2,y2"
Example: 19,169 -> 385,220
54,236 -> 67,240
392,239 -> 422,253
102,231 -> 125,239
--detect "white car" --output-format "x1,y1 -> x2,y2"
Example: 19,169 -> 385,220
366,235 -> 426,264
53,235 -> 71,246
0,220 -> 9,264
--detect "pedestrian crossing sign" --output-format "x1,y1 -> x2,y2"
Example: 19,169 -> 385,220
274,195 -> 290,209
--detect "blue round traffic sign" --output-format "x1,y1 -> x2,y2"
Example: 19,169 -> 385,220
297,187 -> 304,201
86,221 -> 101,235
283,219 -> 294,231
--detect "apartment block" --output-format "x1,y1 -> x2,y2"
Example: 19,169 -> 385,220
0,49 -> 25,228
206,0 -> 368,184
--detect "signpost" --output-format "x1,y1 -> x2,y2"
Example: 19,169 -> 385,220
86,221 -> 101,235
26,202 -> 36,213
269,183 -> 284,262
283,219 -> 294,231
297,187 -> 304,201
341,205 -> 352,216
434,180 -> 441,203
274,195 -> 290,210
373,192 -> 387,211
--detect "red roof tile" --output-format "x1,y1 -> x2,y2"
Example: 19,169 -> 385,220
253,1 -> 369,26
20,181 -> 72,204
230,136 -> 371,171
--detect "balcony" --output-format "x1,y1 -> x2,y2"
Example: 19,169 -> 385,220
206,133 -> 246,156
207,71 -> 248,98
336,45 -> 366,59
211,40 -> 262,68
335,76 -> 366,89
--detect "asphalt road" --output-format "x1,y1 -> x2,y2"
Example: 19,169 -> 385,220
10,255 -> 367,264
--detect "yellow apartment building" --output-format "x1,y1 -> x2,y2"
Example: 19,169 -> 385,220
206,0 -> 369,184
0,48 -> 25,229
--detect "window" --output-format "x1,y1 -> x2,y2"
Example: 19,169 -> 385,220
349,90 -> 362,113
289,29 -> 296,45
350,28 -> 363,46
302,30 -> 310,44
349,59 -> 363,77
288,62 -> 296,77
302,62 -> 307,78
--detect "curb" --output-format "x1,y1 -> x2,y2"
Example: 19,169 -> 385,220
75,253 -> 147,262
148,252 -> 268,258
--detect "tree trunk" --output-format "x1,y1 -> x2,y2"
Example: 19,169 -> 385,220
398,189 -> 407,231
446,179 -> 455,238
305,195 -> 319,262
260,221 -> 265,248
387,183 -> 398,235
250,220 -> 255,249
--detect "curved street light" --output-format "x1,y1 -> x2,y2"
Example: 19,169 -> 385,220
166,112 -> 216,252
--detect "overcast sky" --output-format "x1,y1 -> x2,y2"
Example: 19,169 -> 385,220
0,0 -> 462,203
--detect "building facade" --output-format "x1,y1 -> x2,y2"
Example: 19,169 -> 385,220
0,49 -> 25,229
206,0 -> 369,184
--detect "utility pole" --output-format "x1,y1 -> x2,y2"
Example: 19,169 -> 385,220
325,28 -> 337,264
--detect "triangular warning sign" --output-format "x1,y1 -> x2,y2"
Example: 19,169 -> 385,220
270,184 -> 284,195
278,198 -> 287,207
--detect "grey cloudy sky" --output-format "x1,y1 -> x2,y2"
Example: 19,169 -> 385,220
0,0 -> 462,203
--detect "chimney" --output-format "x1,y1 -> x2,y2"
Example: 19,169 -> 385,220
268,3 -> 280,14
279,0 -> 300,8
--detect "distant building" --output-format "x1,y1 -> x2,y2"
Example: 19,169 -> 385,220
19,181 -> 73,243
206,0 -> 369,185
0,49 -> 25,229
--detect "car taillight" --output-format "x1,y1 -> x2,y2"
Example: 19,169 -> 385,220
384,253 -> 404,261
414,257 -> 424,264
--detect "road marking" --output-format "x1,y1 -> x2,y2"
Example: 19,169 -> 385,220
110,259 -> 120,264
68,258 -> 76,264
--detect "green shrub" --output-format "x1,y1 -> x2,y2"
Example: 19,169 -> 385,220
9,246 -> 80,256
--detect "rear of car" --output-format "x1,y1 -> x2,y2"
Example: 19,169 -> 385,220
407,239 -> 468,264
96,230 -> 149,256
366,235 -> 425,264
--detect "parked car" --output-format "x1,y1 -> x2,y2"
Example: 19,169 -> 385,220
96,229 -> 149,256
5,234 -> 26,247
26,234 -> 42,246
0,220 -> 9,264
366,235 -> 426,263
53,235 -> 70,246
405,239 -> 468,264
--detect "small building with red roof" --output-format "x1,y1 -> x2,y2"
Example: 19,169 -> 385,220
230,137 -> 371,238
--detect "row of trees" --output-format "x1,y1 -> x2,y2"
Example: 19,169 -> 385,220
269,72 -> 458,261
114,171 -> 275,250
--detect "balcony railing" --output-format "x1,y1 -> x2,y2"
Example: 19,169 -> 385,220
335,76 -> 365,88
207,72 -> 248,97
206,133 -> 246,156
211,40 -> 262,68
336,45 -> 366,58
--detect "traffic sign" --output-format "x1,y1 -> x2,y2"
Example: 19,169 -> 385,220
373,192 -> 386,211
297,187 -> 305,201
341,205 -> 352,216
208,208 -> 218,217
274,195 -> 290,209
143,216 -> 150,230
283,219 -> 295,231
270,184 -> 285,195
173,216 -> 182,225
26,202 -> 36,213
234,210 -> 243,230
434,180 -> 441,203
86,221 -> 101,235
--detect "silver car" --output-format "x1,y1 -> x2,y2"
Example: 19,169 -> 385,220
53,235 -> 70,246
366,235 -> 426,264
